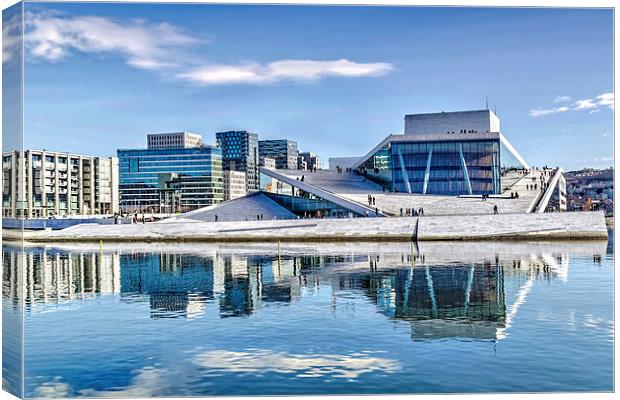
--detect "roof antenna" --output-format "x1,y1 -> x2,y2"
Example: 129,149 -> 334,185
485,95 -> 489,110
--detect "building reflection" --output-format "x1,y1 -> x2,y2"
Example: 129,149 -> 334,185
2,245 -> 121,306
332,263 -> 506,340
1,244 -> 589,340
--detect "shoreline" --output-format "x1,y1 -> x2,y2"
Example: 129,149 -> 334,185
2,211 -> 608,243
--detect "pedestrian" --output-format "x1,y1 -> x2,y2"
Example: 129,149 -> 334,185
366,210 -> 369,217
515,192 -> 519,199
215,214 -> 218,222
375,207 -> 379,216
372,196 -> 376,205
493,205 -> 498,214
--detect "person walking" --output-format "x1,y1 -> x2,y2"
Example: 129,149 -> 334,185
493,205 -> 498,214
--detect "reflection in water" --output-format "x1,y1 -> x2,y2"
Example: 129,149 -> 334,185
193,349 -> 400,379
3,243 -> 594,339
2,240 -> 611,397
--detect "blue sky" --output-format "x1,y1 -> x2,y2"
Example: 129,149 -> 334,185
6,3 -> 614,170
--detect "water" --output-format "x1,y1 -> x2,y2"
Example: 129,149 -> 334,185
2,237 -> 614,397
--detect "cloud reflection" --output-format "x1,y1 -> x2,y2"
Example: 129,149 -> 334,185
193,349 -> 400,379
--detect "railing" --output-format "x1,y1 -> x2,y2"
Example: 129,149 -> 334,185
534,168 -> 564,213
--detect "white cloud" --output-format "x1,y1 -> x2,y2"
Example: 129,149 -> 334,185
530,92 -> 614,117
574,99 -> 597,110
25,12 -> 198,70
2,14 -> 21,65
596,92 -> 614,109
176,59 -> 394,86
529,106 -> 570,117
23,12 -> 395,86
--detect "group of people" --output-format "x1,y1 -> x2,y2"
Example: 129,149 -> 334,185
401,207 -> 424,217
367,194 -> 376,206
213,213 -> 265,222
510,191 -> 519,199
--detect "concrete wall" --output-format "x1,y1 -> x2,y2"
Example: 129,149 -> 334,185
329,156 -> 361,170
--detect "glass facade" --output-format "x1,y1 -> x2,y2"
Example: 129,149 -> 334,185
117,147 -> 223,212
358,138 -> 524,196
216,131 -> 259,193
260,171 -> 362,218
258,139 -> 298,170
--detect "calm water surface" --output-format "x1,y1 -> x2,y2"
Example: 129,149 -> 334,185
2,237 -> 614,397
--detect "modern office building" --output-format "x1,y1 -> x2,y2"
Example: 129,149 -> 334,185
117,146 -> 223,213
2,150 -> 119,218
147,132 -> 203,149
298,152 -> 321,171
223,170 -> 246,201
356,109 -> 528,195
216,131 -> 259,193
258,139 -> 298,170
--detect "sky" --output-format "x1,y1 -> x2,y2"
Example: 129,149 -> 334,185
2,3 -> 614,170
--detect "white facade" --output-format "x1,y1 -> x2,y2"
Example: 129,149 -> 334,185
2,150 -> 119,218
260,157 -> 276,169
298,152 -> 321,170
147,132 -> 203,149
223,170 -> 247,201
405,110 -> 501,135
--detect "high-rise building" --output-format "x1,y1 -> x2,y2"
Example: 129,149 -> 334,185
223,170 -> 247,201
258,139 -> 298,170
117,146 -> 223,213
2,150 -> 119,218
147,132 -> 203,149
216,131 -> 259,193
298,152 -> 321,171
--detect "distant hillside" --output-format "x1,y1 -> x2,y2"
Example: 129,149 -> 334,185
565,168 -> 614,183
